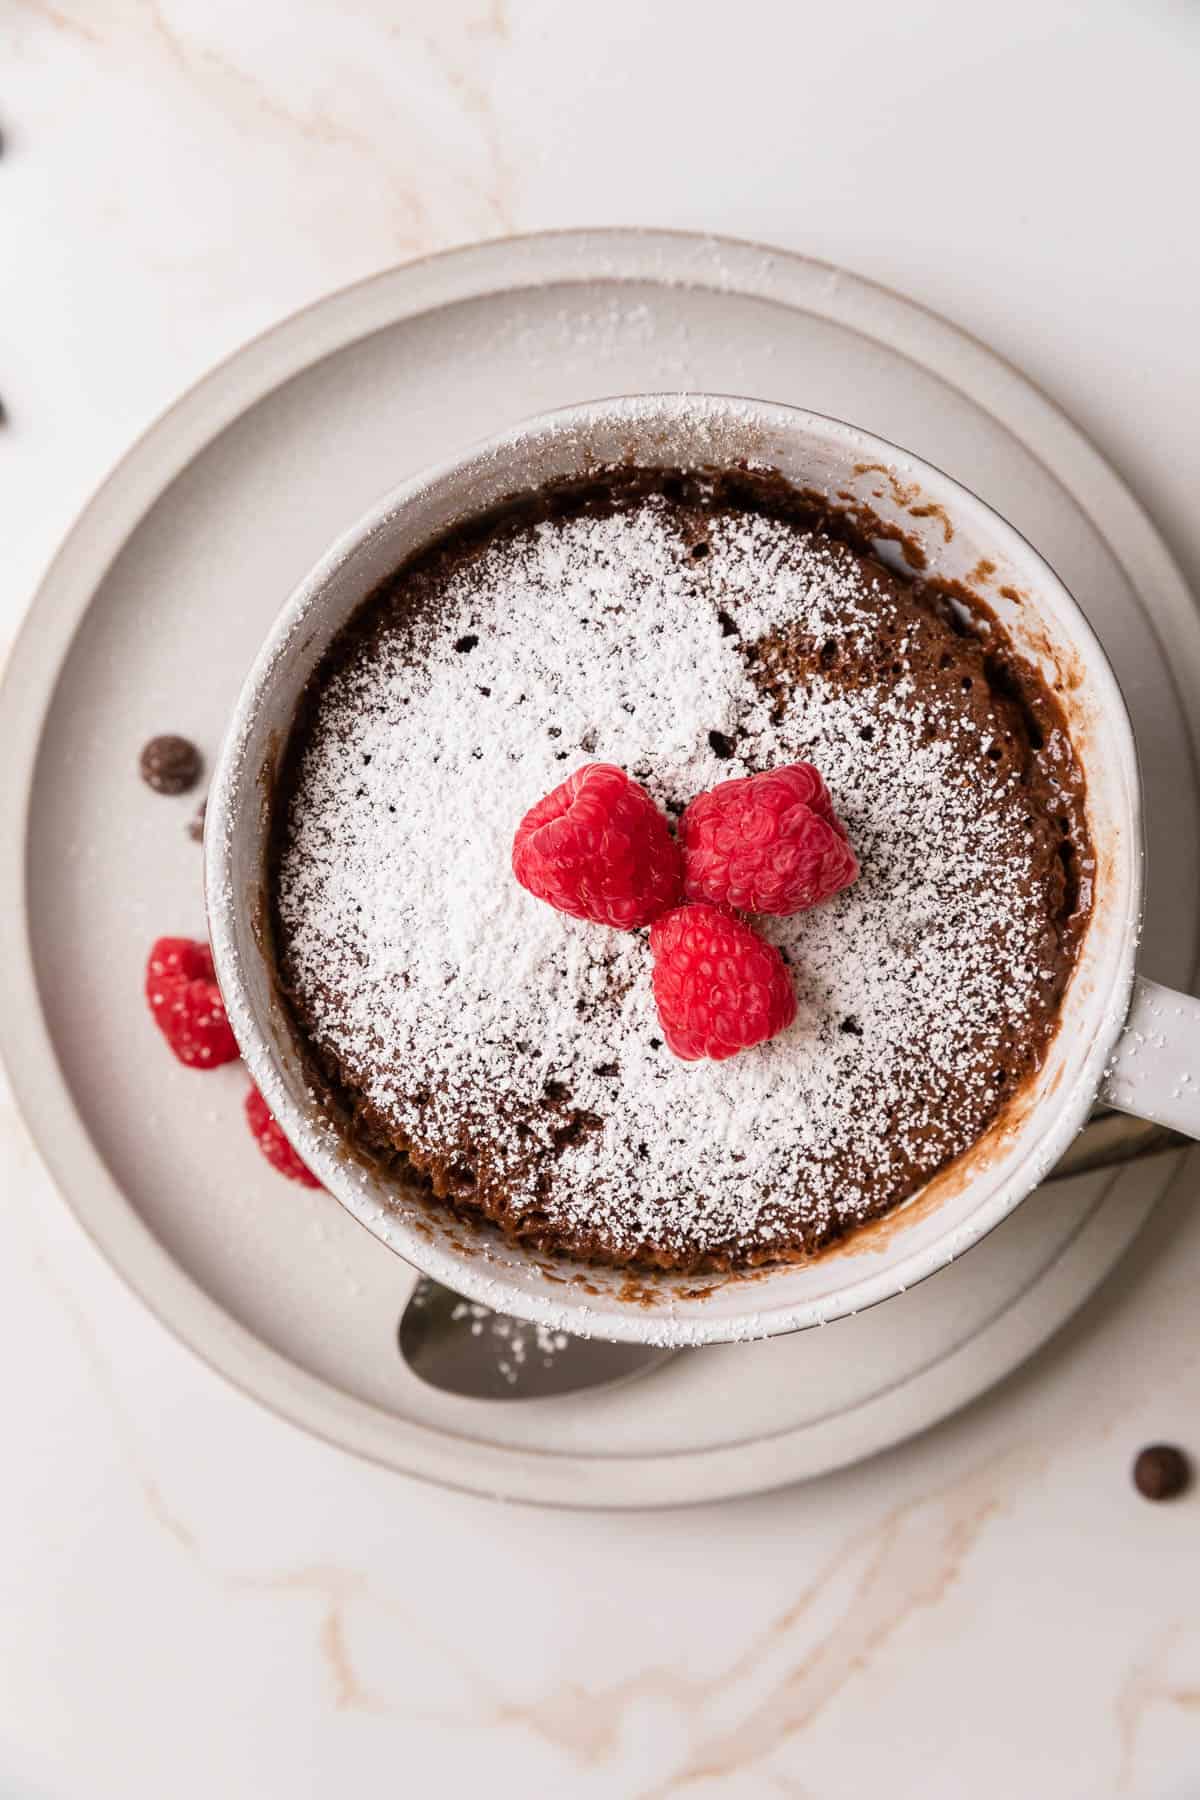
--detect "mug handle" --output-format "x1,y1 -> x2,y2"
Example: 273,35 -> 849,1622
1101,976 -> 1200,1138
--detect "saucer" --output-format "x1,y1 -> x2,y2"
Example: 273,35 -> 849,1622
2,230 -> 1196,1506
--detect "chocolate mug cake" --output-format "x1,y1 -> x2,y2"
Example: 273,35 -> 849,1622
268,466 -> 1092,1274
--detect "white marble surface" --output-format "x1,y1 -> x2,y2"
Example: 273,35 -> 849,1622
4,2 -> 1200,1794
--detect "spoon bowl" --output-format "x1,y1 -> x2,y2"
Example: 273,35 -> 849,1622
399,1277 -> 676,1401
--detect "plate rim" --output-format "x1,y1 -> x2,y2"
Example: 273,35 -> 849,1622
3,226 -> 1197,1508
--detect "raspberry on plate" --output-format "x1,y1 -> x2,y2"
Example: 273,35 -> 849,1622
513,762 -> 682,930
680,762 -> 858,916
245,1085 -> 322,1187
649,903 -> 797,1062
145,936 -> 240,1068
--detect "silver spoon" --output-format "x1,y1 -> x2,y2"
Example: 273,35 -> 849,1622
398,1109 -> 1191,1400
1043,1108 -> 1189,1181
398,1276 -> 675,1401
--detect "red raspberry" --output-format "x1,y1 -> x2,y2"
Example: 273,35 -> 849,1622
145,936 -> 240,1068
245,1085 -> 322,1187
513,763 -> 682,930
649,903 -> 797,1061
680,763 -> 858,916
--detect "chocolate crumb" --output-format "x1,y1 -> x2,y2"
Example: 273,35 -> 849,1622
140,734 -> 202,795
1133,1445 -> 1190,1501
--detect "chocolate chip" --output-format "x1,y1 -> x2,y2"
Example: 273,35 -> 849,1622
139,734 -> 201,795
716,609 -> 739,638
1133,1445 -> 1191,1501
708,729 -> 735,760
454,633 -> 479,654
840,1016 -> 863,1036
187,798 -> 207,843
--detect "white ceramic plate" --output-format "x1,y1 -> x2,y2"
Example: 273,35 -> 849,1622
3,230 -> 1198,1508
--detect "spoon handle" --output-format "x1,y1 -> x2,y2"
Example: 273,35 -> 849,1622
1046,1108 -> 1191,1182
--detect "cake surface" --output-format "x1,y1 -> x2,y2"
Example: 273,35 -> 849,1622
272,469 -> 1092,1272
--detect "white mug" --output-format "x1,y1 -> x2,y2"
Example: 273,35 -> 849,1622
206,395 -> 1200,1347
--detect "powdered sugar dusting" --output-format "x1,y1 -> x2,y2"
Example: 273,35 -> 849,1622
276,491 -> 1071,1265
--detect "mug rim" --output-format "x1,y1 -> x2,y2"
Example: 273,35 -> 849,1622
206,393 -> 1143,1344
